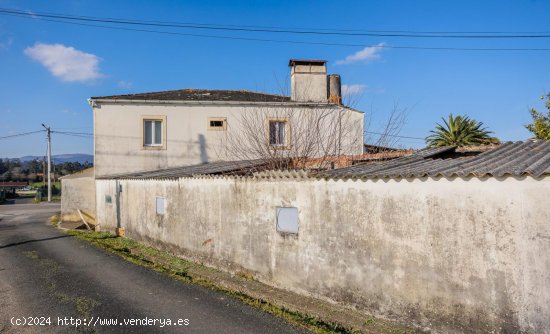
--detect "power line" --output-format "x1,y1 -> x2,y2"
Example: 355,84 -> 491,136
54,133 -> 93,139
54,126 -> 93,130
3,8 -> 550,39
52,131 -> 93,136
2,7 -> 550,35
365,131 -> 425,141
51,131 -> 93,139
0,130 -> 45,140
4,11 -> 550,51
0,129 -> 93,141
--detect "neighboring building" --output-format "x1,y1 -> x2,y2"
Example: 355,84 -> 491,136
89,59 -> 364,177
59,167 -> 95,225
363,144 -> 401,154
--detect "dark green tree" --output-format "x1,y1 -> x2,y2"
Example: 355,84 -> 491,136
0,159 -> 6,175
27,159 -> 42,174
426,114 -> 500,147
525,93 -> 550,140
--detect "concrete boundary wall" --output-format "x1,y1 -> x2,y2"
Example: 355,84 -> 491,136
61,168 -> 96,223
95,175 -> 550,333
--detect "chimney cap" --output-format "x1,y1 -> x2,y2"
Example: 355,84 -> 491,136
288,59 -> 327,66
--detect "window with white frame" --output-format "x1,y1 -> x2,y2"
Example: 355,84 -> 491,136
143,119 -> 163,146
269,120 -> 287,146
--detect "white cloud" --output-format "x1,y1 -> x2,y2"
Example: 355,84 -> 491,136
336,43 -> 386,65
341,84 -> 367,96
24,43 -> 103,82
118,80 -> 133,89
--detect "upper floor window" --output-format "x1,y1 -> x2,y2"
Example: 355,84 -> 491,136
143,119 -> 163,147
269,120 -> 288,147
207,117 -> 227,131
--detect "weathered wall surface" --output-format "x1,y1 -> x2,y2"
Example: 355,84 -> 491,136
61,168 -> 96,222
96,176 -> 550,333
93,102 -> 364,177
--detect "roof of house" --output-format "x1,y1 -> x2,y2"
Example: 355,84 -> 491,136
363,144 -> 403,154
91,89 -> 291,103
320,140 -> 550,179
0,181 -> 28,188
97,160 -> 270,180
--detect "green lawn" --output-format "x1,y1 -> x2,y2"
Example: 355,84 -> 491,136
30,181 -> 61,189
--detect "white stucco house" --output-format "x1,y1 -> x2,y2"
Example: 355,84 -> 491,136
88,59 -> 364,177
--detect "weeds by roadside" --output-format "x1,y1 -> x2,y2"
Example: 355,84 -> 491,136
66,230 -> 418,334
49,213 -> 61,226
65,230 -> 357,333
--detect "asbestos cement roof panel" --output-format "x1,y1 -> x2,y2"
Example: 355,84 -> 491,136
97,160 -> 269,180
321,140 -> 550,179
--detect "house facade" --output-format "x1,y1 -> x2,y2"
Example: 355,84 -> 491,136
89,60 -> 364,177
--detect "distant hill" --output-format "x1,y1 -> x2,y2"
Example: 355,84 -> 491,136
19,154 -> 93,164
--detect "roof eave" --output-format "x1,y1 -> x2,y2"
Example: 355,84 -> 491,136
89,98 -> 360,110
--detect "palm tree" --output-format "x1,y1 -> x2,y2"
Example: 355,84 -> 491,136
426,114 -> 499,147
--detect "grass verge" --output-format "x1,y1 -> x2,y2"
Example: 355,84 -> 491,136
66,230 -> 419,334
65,230 -> 361,334
50,213 -> 61,226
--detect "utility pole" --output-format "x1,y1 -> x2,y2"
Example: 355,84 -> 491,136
42,124 -> 51,202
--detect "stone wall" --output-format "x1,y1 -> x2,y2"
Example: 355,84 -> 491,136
95,174 -> 550,333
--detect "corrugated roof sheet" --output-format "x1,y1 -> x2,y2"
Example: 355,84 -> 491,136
97,140 -> 550,181
97,160 -> 270,180
91,89 -> 291,103
320,140 -> 550,179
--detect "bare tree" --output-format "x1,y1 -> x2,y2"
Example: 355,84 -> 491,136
371,102 -> 408,149
215,88 -> 409,171
217,102 -> 363,170
344,89 -> 409,152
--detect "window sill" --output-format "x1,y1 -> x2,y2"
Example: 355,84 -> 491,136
142,145 -> 166,151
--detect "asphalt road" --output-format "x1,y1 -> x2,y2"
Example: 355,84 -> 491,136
0,203 -> 307,333
2,196 -> 35,205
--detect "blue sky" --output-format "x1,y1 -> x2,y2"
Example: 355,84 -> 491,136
1,0 -> 549,157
